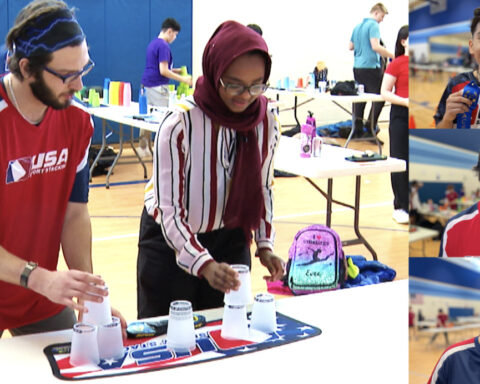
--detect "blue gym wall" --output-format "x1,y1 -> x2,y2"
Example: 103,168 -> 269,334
410,258 -> 480,301
409,130 -> 480,165
410,0 -> 477,32
1,0 -> 193,144
409,0 -> 476,45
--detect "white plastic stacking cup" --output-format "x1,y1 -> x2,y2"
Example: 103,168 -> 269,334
221,304 -> 249,340
318,81 -> 327,93
224,264 -> 252,305
166,300 -> 196,352
250,293 -> 277,333
83,285 -> 112,326
69,323 -> 100,366
97,316 -> 124,360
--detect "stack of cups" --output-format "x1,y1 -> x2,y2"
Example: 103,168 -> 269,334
69,286 -> 124,366
221,264 -> 252,340
123,82 -> 131,107
166,300 -> 196,352
88,89 -> 100,107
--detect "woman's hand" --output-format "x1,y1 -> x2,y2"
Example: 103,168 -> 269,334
257,249 -> 285,282
201,261 -> 240,293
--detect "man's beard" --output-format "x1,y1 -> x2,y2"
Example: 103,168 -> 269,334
30,73 -> 74,110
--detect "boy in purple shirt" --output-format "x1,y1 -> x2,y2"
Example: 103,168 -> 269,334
139,18 -> 192,153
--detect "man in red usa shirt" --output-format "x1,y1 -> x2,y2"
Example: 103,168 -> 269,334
439,154 -> 480,257
0,0 -> 125,337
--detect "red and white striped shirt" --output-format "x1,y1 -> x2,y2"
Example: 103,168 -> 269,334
144,98 -> 280,276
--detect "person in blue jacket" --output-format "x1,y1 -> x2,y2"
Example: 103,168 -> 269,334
428,336 -> 480,384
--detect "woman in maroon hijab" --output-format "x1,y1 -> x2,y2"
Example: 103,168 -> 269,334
136,21 -> 285,317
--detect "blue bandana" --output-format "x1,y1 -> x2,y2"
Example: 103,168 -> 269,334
13,8 -> 85,57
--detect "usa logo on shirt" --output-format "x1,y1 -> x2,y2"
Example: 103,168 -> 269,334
5,148 -> 68,184
6,156 -> 32,184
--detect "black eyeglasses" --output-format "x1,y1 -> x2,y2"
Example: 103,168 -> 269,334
219,78 -> 268,96
43,59 -> 95,84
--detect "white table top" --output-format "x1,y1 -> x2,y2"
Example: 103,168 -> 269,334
409,226 -> 439,243
419,323 -> 480,334
89,103 -> 165,133
0,280 -> 407,384
417,206 -> 457,223
417,320 -> 437,327
410,63 -> 470,74
274,136 -> 406,178
267,88 -> 385,103
456,316 -> 480,324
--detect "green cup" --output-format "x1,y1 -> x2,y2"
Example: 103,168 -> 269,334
92,91 -> 100,107
88,88 -> 95,105
168,84 -> 175,91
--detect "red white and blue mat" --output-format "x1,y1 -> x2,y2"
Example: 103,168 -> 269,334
44,312 -> 321,380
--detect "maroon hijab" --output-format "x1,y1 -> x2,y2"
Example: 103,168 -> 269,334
194,21 -> 272,241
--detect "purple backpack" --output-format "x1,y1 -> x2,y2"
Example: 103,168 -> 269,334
286,225 -> 346,295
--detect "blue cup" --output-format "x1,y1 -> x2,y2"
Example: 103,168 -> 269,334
103,78 -> 110,104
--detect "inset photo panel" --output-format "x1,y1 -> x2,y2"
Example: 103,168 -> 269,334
410,0 -> 480,129
409,129 -> 480,256
409,257 -> 480,384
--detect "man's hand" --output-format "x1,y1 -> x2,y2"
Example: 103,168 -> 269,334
28,268 -> 106,312
438,89 -> 472,127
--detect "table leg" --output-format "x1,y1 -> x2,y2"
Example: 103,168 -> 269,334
293,95 -> 300,130
129,126 -> 148,179
336,100 -> 356,149
344,117 -> 355,149
89,119 -> 107,182
351,175 -> 377,260
342,101 -> 382,154
368,113 -> 382,155
304,176 -> 378,260
326,179 -> 333,227
105,123 -> 124,189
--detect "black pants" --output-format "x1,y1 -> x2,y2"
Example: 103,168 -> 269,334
353,68 -> 385,129
136,207 -> 251,318
430,331 -> 449,345
389,104 -> 409,211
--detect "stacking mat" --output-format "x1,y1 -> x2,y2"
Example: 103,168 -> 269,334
44,312 -> 321,380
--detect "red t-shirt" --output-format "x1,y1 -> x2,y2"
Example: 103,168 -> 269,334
446,190 -> 459,210
385,55 -> 409,98
0,80 -> 93,329
409,311 -> 415,327
437,313 -> 448,327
